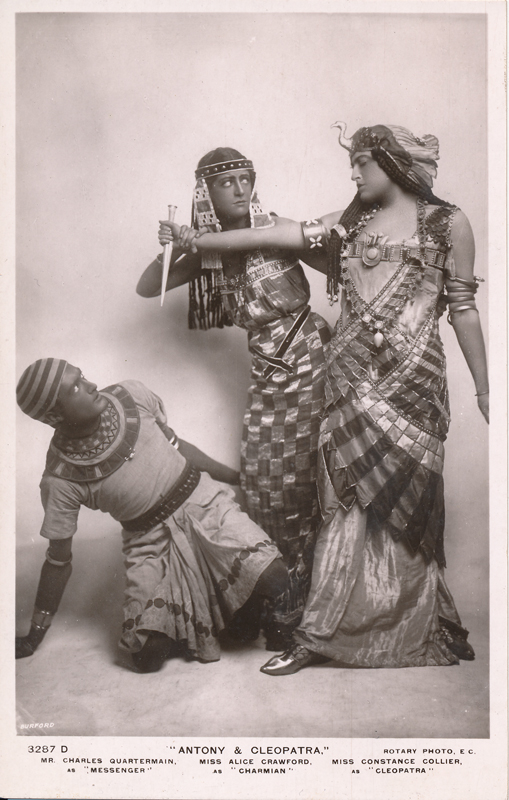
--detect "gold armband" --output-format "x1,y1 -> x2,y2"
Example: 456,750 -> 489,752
301,219 -> 330,250
445,279 -> 480,324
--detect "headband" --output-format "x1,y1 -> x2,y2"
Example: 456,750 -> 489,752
195,158 -> 254,180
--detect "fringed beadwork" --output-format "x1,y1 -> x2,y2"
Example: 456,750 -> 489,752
326,227 -> 344,305
188,271 -> 233,330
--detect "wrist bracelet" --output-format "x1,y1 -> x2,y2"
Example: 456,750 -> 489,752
31,608 -> 54,631
45,548 -> 73,567
475,390 -> 489,397
301,219 -> 330,250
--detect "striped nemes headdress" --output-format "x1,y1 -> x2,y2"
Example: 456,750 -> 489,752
16,358 -> 68,427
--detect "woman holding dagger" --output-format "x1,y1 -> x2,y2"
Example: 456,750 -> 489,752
137,148 -> 331,650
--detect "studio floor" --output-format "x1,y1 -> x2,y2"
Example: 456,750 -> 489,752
15,534 -> 489,740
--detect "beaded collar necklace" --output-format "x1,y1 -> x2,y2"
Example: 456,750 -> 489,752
53,400 -> 120,458
340,198 -> 428,348
46,384 -> 140,482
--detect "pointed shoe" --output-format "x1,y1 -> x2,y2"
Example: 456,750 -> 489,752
441,628 -> 476,661
439,617 -> 475,661
260,644 -> 329,676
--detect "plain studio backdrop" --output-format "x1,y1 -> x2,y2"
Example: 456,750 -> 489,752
14,11 -> 489,737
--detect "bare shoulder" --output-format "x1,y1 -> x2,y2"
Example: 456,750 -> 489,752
448,206 -> 475,276
450,207 -> 474,243
451,207 -> 471,227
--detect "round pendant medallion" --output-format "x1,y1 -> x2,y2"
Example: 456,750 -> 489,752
362,245 -> 382,268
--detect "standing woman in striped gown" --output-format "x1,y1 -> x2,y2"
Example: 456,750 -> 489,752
138,148 -> 331,650
167,126 -> 488,674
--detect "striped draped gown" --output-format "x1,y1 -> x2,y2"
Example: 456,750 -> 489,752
295,206 -> 468,667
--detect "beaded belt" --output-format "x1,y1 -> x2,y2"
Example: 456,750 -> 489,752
250,306 -> 311,380
345,241 -> 446,269
121,461 -> 201,532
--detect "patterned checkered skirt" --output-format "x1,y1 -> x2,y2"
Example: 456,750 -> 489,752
240,310 -> 331,630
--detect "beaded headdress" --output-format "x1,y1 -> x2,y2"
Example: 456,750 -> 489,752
16,358 -> 68,427
189,152 -> 274,330
332,122 -> 440,198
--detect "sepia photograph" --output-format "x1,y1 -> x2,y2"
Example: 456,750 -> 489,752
1,2 -> 506,799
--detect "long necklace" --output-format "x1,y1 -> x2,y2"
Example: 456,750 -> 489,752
340,198 -> 428,349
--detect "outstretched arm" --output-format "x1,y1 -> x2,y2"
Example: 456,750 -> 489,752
296,211 -> 345,274
192,216 -> 307,252
16,538 -> 73,658
161,212 -> 344,274
178,440 -> 240,485
446,211 -> 489,422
